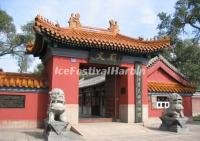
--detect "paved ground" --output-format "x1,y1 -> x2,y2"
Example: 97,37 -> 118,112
0,121 -> 200,141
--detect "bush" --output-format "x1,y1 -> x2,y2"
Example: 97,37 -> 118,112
193,115 -> 200,121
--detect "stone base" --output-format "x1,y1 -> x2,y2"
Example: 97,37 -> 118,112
66,104 -> 78,125
160,124 -> 188,133
44,121 -> 69,141
119,104 -> 135,123
45,131 -> 81,141
160,117 -> 189,133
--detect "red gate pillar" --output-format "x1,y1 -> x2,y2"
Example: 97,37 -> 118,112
126,64 -> 135,122
118,64 -> 135,122
46,56 -> 80,125
142,64 -> 148,122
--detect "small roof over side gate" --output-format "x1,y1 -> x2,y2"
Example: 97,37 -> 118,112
147,55 -> 196,94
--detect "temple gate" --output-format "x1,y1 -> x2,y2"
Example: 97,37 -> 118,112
26,13 -> 170,124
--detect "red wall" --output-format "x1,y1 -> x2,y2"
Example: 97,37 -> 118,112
46,56 -> 87,104
104,64 -> 137,119
192,97 -> 200,116
148,97 -> 163,117
183,96 -> 192,117
148,96 -> 192,117
147,61 -> 189,85
148,68 -> 178,83
147,60 -> 193,117
117,74 -> 128,105
0,91 -> 48,120
120,64 -> 135,105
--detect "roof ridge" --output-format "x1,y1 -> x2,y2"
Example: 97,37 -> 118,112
35,15 -> 116,36
0,71 -> 43,78
0,72 -> 47,89
147,54 -> 186,78
30,14 -> 171,55
158,54 -> 185,78
35,14 -> 170,42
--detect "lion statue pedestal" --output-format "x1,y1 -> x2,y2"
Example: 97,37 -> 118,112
160,93 -> 188,133
43,88 -> 69,141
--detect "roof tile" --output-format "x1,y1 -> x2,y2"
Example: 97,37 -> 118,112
0,72 -> 47,89
27,14 -> 171,55
148,81 -> 195,93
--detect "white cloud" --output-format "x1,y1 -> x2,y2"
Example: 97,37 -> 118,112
139,7 -> 157,25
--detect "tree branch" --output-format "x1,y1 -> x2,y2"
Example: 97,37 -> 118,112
188,22 -> 200,30
186,15 -> 200,30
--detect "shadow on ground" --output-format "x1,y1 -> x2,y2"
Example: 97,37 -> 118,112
23,130 -> 85,141
23,131 -> 43,139
186,121 -> 200,125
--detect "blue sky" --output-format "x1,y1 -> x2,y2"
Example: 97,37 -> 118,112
0,0 -> 176,72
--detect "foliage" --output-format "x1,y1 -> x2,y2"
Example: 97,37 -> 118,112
157,0 -> 200,84
170,40 -> 200,83
0,9 -> 35,73
0,9 -> 22,57
34,63 -> 44,74
17,21 -> 34,73
21,21 -> 35,43
158,0 -> 200,42
193,114 -> 200,121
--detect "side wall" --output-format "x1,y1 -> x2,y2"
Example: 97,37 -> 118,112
147,61 -> 193,118
192,95 -> 200,116
148,95 -> 192,117
0,91 -> 48,128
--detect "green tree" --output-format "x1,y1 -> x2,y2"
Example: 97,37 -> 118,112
170,40 -> 200,83
34,63 -> 44,74
158,0 -> 200,42
0,9 -> 34,73
17,21 -> 34,73
21,21 -> 34,43
0,9 -> 23,57
157,0 -> 200,84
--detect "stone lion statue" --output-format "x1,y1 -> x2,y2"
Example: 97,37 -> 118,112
162,93 -> 184,118
160,93 -> 188,132
47,88 -> 67,122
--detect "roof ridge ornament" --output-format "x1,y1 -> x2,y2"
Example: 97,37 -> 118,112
108,19 -> 119,35
26,41 -> 34,53
68,13 -> 81,28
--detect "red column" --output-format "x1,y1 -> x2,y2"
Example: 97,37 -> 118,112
142,65 -> 148,104
142,64 -> 148,121
118,64 -> 135,122
46,56 -> 80,104
127,65 -> 135,105
45,56 -> 85,124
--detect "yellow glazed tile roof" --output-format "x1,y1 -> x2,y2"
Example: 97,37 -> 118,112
0,72 -> 47,89
27,14 -> 171,54
148,81 -> 195,93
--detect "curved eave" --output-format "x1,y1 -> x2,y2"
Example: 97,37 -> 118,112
27,15 -> 171,56
148,82 -> 196,94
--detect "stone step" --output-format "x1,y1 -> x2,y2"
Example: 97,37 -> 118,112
79,118 -> 113,123
71,122 -> 149,137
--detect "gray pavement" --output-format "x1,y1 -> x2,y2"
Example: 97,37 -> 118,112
0,121 -> 199,141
